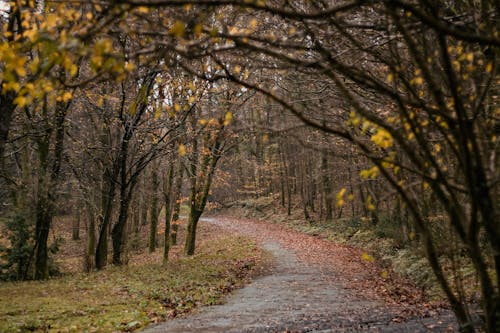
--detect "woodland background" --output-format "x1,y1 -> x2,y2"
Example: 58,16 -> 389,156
0,1 -> 498,332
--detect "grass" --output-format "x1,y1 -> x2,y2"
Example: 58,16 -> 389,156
0,235 -> 268,333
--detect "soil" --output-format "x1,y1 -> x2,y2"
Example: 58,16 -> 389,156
143,215 -> 457,333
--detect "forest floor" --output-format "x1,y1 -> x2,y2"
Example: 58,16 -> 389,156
0,218 -> 268,333
143,215 -> 458,332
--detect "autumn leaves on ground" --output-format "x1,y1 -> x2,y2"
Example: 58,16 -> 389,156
0,208 -> 456,333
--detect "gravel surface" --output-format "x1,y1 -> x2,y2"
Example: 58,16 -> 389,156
143,216 -> 457,332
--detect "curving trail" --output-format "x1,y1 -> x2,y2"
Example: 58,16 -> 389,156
143,216 -> 457,333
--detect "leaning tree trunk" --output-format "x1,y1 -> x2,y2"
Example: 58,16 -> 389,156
184,208 -> 202,256
95,172 -> 117,269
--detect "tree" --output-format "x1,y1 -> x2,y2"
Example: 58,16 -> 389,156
117,1 -> 498,330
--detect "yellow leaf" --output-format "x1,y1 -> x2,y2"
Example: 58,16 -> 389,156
223,111 -> 233,126
174,103 -> 181,112
370,128 -> 393,149
194,23 -> 203,36
178,144 -> 186,157
45,13 -> 58,29
361,253 -> 375,263
359,166 -> 379,179
125,61 -> 136,72
233,65 -> 241,75
14,96 -> 27,107
22,29 -> 38,42
381,270 -> 388,279
61,91 -> 73,102
2,81 -> 21,92
243,69 -> 251,79
387,73 -> 393,82
70,64 -> 78,77
413,76 -> 423,85
486,62 -> 493,73
170,21 -> 185,38
250,18 -> 258,29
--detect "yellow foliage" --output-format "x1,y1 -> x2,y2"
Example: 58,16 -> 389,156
124,62 -> 136,72
223,111 -> 233,126
366,195 -> 375,211
336,188 -> 347,207
56,91 -> 73,103
170,21 -> 185,38
178,144 -> 186,157
361,252 -> 375,263
194,23 -> 203,36
14,96 -> 27,107
360,166 -> 379,179
370,128 -> 393,149
2,81 -> 20,92
486,62 -> 493,73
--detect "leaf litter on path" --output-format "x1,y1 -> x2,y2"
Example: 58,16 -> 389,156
143,215 -> 457,333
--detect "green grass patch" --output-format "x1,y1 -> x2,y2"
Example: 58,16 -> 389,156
0,235 -> 267,332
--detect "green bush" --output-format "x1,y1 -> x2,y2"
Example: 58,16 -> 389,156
0,213 -> 34,281
0,213 -> 62,280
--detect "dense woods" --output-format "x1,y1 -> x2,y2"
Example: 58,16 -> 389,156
0,1 -> 498,332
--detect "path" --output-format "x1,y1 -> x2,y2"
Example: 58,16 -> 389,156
143,216 -> 457,332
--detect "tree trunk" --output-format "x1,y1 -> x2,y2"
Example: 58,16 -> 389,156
72,207 -> 81,240
34,198 -> 51,280
0,91 -> 16,164
149,168 -> 159,253
163,163 -> 174,264
95,174 -> 116,269
112,198 -> 130,265
184,208 -> 202,256
85,205 -> 96,272
33,100 -> 68,280
170,160 -> 184,246
321,150 -> 333,221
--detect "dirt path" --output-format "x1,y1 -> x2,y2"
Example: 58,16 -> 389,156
143,216 -> 457,332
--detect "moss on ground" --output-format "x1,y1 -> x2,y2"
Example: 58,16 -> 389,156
0,235 -> 267,333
